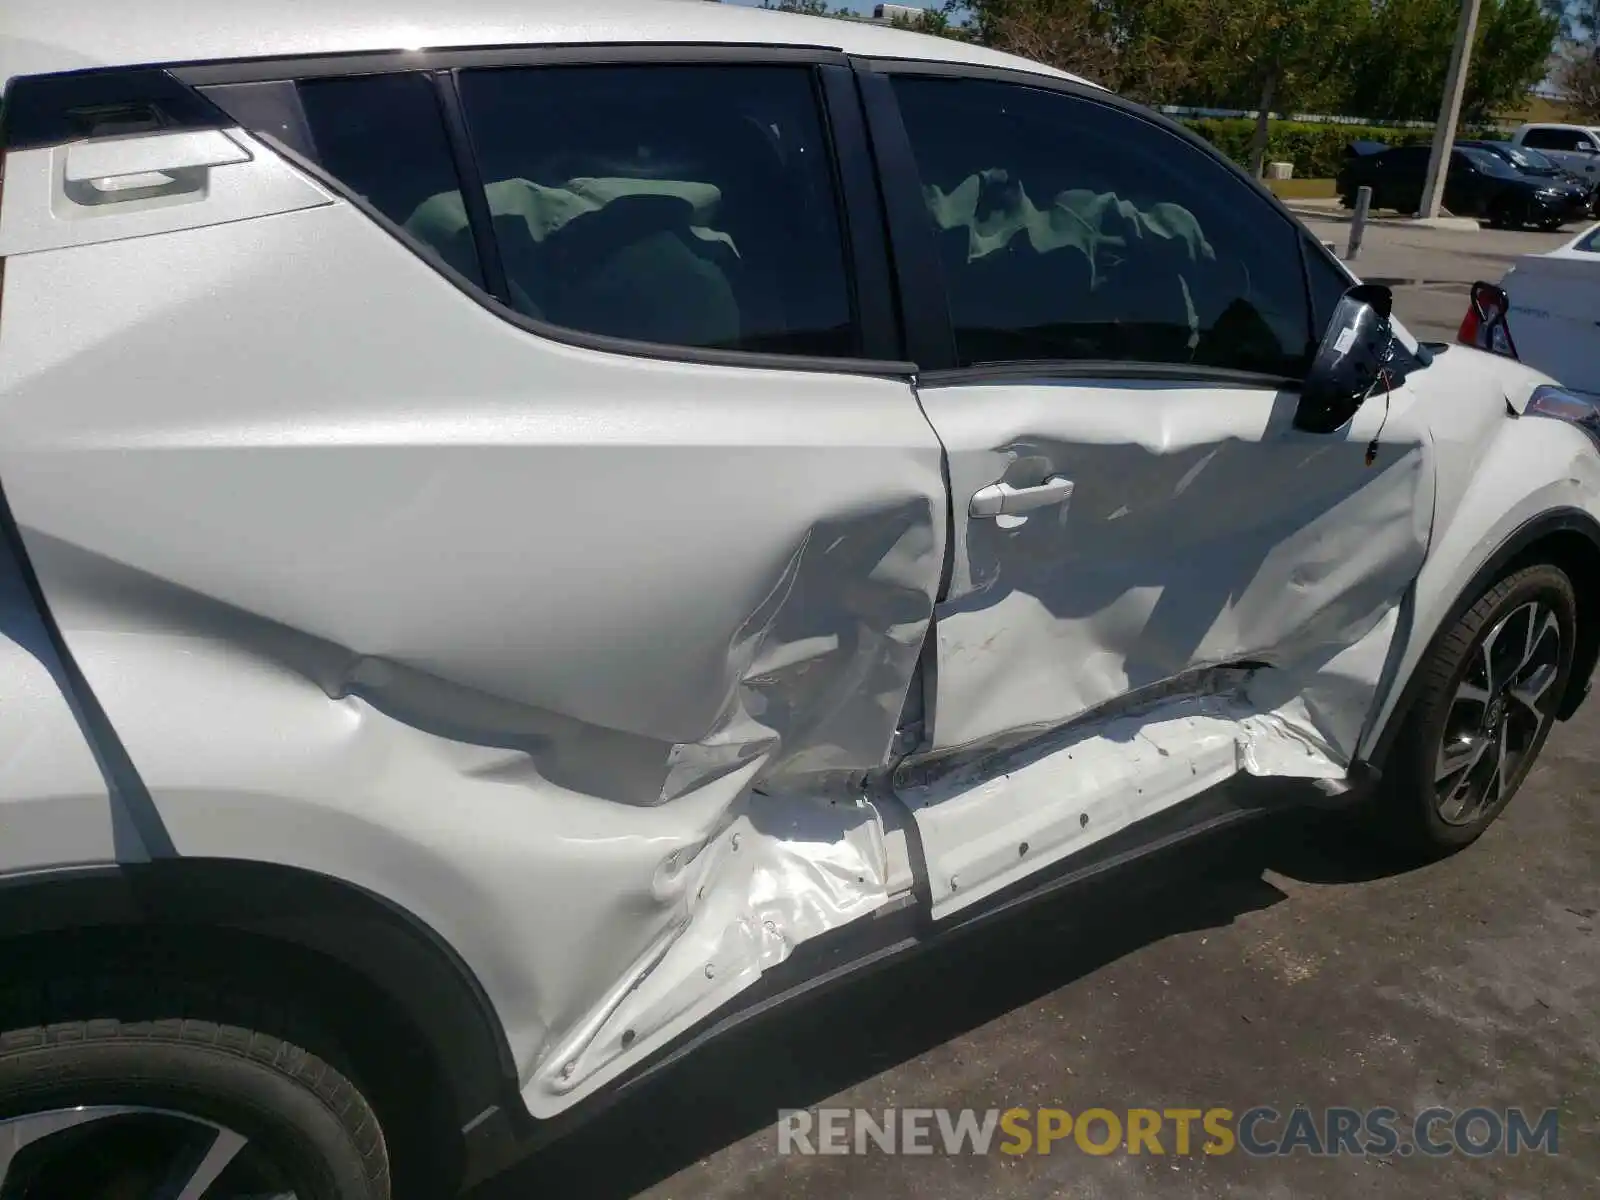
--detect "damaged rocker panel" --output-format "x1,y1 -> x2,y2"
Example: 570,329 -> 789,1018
893,665 -> 1350,920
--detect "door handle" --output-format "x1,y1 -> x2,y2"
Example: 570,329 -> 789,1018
970,476 -> 1074,518
63,129 -> 251,201
64,129 -> 252,185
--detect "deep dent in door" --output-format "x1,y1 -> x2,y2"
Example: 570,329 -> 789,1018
924,383 -> 1432,761
0,199 -> 945,1117
904,380 -> 1433,916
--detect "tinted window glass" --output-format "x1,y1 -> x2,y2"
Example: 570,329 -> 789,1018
1498,144 -> 1556,171
1457,147 -> 1514,177
298,73 -> 483,287
1304,241 -> 1353,336
1524,128 -> 1579,151
455,65 -> 857,357
1380,146 -> 1429,171
890,77 -> 1312,376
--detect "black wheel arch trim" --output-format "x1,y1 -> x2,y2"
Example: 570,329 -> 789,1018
0,858 -> 528,1188
1365,506 -> 1600,770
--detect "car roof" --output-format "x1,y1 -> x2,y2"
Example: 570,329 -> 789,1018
0,0 -> 1087,93
1519,122 -> 1600,135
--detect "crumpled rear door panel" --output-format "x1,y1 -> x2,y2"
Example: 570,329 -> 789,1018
0,192 -> 945,1114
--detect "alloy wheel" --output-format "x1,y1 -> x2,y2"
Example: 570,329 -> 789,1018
1433,600 -> 1563,826
0,1106 -> 300,1200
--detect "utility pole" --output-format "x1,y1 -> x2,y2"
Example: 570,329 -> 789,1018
1418,0 -> 1483,219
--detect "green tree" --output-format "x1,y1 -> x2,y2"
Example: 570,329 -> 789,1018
1344,0 -> 1558,122
954,0 -> 1557,133
1181,0 -> 1367,174
951,0 -> 1206,102
1468,0 -> 1564,121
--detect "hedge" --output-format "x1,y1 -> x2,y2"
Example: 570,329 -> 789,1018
1180,118 -> 1437,179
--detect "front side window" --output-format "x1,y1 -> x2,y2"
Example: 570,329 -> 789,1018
889,77 -> 1312,377
1457,148 -> 1514,178
454,65 -> 858,357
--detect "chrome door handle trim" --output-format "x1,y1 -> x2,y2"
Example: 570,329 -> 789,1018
970,476 -> 1074,518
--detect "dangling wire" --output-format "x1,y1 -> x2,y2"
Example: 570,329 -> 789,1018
1365,364 -> 1395,468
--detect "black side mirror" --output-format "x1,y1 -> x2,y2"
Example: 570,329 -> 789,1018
1293,283 -> 1395,434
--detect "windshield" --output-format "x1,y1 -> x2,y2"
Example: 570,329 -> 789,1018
1578,225 -> 1600,254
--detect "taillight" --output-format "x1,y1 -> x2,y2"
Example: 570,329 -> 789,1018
1457,281 -> 1518,359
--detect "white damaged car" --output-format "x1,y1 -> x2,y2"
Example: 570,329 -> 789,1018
3,1 -> 1600,1195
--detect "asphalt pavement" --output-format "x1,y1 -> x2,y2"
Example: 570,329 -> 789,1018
474,216 -> 1599,1200
1292,201 -> 1582,341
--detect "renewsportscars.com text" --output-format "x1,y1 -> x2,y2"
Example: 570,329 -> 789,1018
777,1106 -> 1560,1158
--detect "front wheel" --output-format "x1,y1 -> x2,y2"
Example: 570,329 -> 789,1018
1371,564 -> 1575,857
0,983 -> 390,1199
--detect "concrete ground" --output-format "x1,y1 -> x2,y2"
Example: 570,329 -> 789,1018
475,219 -> 1599,1200
1291,201 -> 1583,341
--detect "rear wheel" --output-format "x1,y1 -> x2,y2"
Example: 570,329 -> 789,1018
1371,564 -> 1575,857
0,983 -> 390,1200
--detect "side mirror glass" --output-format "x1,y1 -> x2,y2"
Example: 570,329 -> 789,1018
1294,284 -> 1395,434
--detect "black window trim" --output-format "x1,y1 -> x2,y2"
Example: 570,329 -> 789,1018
432,70 -> 510,303
852,55 -> 1330,392
200,49 -> 914,377
172,43 -> 856,87
916,361 -> 1306,391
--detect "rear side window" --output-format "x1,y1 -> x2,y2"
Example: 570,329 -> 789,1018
454,65 -> 857,357
889,76 -> 1312,377
1379,146 -> 1429,172
297,73 -> 484,288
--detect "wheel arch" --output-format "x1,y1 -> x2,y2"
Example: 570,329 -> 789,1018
0,857 -> 529,1190
1366,506 -> 1600,771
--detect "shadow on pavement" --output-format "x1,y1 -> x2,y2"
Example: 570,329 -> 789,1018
469,807 -> 1420,1200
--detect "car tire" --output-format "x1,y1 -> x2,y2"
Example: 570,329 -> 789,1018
0,980 -> 390,1199
1372,564 -> 1576,858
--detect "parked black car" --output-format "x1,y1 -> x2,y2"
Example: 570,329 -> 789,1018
1458,139 -> 1599,217
1337,143 -> 1585,229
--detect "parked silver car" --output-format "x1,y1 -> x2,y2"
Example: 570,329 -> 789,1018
1512,123 -> 1600,193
